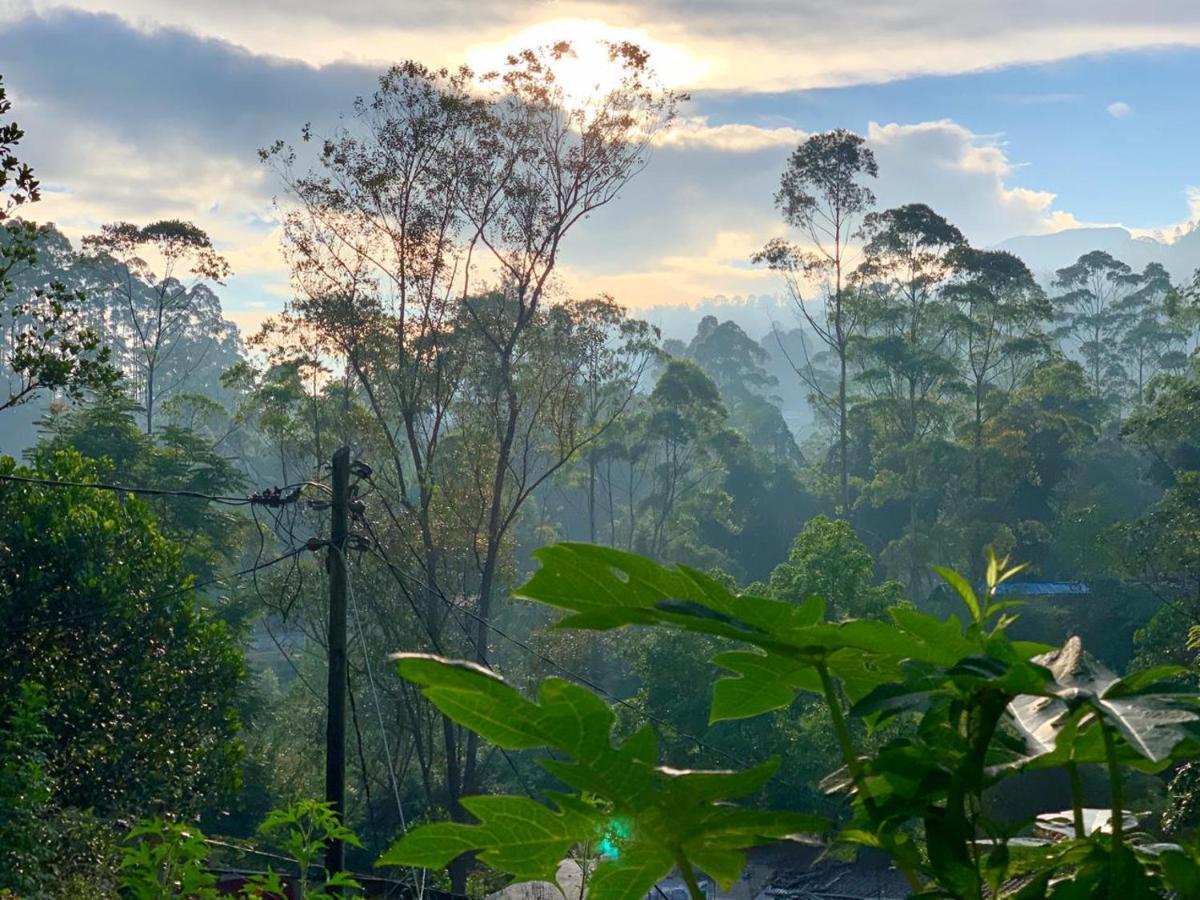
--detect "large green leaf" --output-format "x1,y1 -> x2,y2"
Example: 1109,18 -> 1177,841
380,654 -> 828,899
378,795 -> 598,882
517,544 -> 987,723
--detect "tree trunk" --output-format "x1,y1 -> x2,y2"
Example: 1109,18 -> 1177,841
974,381 -> 984,500
145,364 -> 155,434
587,457 -> 597,543
463,349 -> 521,815
839,348 -> 849,517
835,264 -> 850,519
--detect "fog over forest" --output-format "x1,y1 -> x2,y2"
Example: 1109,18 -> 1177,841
5,5 -> 1200,898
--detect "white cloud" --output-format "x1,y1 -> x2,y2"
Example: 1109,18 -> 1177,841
651,117 -> 807,152
20,1 -> 1200,92
6,10 -> 1180,324
1126,186 -> 1200,243
561,120 -> 1095,309
559,229 -> 784,309
866,120 -> 1081,244
16,108 -> 292,316
1107,100 -> 1133,117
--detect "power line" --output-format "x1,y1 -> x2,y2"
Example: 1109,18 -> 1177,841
0,472 -> 258,505
0,473 -> 322,508
341,546 -> 429,900
340,544 -> 408,831
5,545 -> 311,635
355,517 -> 774,781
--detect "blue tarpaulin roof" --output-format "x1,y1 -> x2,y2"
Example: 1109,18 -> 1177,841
993,581 -> 1090,597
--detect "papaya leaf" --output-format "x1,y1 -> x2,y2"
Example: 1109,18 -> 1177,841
377,795 -> 599,882
709,650 -> 822,722
519,544 -> 979,724
382,654 -> 829,899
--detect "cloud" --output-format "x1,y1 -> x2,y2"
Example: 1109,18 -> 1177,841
17,1 -> 1200,92
559,229 -> 784,309
866,120 -> 1081,244
1125,186 -> 1200,243
651,117 -> 808,152
563,120 -> 1089,308
0,7 -> 1157,326
1107,100 -> 1133,117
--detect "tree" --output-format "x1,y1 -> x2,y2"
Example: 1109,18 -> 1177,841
684,316 -> 802,467
639,358 -> 730,560
944,247 -> 1049,497
39,394 -> 248,580
82,220 -> 232,434
0,450 -> 245,816
853,203 -> 966,588
1120,262 -> 1183,406
1,82 -> 116,415
1119,352 -> 1200,605
570,297 -> 658,543
1052,250 -> 1141,406
686,315 -> 775,401
0,74 -> 39,220
220,354 -> 333,487
264,44 -> 679,891
753,130 -> 878,515
762,514 -> 902,619
855,203 -> 966,446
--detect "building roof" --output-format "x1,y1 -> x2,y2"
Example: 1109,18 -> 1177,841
992,581 -> 1090,597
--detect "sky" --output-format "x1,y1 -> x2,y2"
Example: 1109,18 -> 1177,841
1,1 -> 1199,332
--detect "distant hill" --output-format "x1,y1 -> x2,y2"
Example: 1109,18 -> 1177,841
631,225 -> 1200,447
636,293 -> 795,343
995,224 -> 1200,282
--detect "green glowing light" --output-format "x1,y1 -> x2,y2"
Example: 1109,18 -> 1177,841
598,817 -> 632,858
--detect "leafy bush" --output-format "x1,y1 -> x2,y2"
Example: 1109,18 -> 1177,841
379,544 -> 1200,899
0,681 -> 121,897
0,682 -> 55,894
119,801 -> 361,899
120,819 -> 218,900
0,450 -> 245,816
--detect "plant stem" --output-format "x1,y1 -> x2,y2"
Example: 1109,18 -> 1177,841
817,662 -> 863,782
816,662 -> 923,894
1067,762 -> 1086,839
1101,722 -> 1124,847
674,851 -> 706,900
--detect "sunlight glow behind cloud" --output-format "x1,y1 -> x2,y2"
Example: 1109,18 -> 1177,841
464,18 -> 708,102
20,1 -> 1200,91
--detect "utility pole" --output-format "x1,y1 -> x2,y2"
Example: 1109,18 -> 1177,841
324,445 -> 350,879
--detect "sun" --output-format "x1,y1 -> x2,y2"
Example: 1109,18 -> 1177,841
464,18 -> 707,110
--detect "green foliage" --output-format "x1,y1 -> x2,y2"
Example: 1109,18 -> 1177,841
0,74 -> 39,218
379,655 -> 827,900
0,449 -> 245,816
119,802 -> 362,899
120,819 -> 219,900
0,681 -> 54,894
40,393 -> 248,578
763,514 -> 902,619
1,78 -> 120,413
251,800 -> 363,899
0,682 -> 119,897
378,543 -> 1200,898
